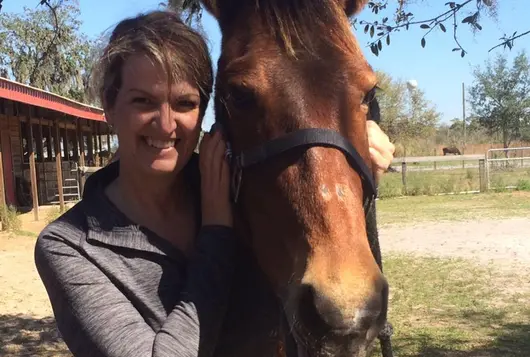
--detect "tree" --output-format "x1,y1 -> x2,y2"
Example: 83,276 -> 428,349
468,51 -> 530,148
0,0 -> 94,102
375,70 -> 441,155
436,116 -> 492,148
166,0 -> 528,57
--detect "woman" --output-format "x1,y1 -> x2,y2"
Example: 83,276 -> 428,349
35,10 -> 395,357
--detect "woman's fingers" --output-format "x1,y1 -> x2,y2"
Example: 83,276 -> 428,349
211,132 -> 226,182
367,121 -> 395,170
199,128 -> 232,227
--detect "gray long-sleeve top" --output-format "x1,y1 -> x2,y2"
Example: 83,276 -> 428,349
34,154 -> 236,357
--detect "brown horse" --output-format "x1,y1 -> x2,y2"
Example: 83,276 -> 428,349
199,1 -> 389,356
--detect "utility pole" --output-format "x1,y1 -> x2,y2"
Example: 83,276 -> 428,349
462,82 -> 466,154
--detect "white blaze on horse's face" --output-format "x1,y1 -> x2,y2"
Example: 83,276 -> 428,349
201,0 -> 387,356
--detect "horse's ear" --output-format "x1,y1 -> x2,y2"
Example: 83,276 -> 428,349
341,0 -> 368,17
199,0 -> 220,18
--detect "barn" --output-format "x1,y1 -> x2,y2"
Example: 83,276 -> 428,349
0,77 -> 112,220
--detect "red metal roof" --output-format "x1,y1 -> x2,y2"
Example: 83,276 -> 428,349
0,77 -> 106,122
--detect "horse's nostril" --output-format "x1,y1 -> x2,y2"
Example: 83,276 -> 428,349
297,285 -> 352,334
296,279 -> 388,336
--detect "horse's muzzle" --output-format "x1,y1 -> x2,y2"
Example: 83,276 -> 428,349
291,277 -> 388,356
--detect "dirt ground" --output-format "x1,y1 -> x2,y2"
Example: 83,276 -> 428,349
379,217 -> 530,270
0,209 -> 529,356
379,217 -> 530,302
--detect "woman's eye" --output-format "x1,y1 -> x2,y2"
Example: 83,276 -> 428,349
177,100 -> 199,110
132,97 -> 152,105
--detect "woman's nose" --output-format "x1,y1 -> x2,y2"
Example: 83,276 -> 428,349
155,103 -> 177,134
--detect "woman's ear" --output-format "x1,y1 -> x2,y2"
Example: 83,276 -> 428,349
103,105 -> 113,127
341,0 -> 369,17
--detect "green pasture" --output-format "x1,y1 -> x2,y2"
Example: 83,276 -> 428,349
371,255 -> 530,357
378,166 -> 530,198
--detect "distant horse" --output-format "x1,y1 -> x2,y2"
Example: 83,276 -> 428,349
443,146 -> 461,155
200,1 -> 389,357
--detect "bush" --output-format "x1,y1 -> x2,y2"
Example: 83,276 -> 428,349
515,179 -> 530,191
45,206 -> 64,224
0,205 -> 21,232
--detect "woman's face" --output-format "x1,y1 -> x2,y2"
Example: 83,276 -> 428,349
107,54 -> 202,177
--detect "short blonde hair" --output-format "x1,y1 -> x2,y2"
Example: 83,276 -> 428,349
90,10 -> 214,117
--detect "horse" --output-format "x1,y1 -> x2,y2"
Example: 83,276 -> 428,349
199,1 -> 390,356
442,146 -> 461,155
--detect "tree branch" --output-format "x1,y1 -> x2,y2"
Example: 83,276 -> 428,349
489,29 -> 530,52
452,8 -> 466,57
359,0 -> 485,57
29,0 -> 60,85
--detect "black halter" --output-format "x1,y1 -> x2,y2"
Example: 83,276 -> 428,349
219,89 -> 394,357
229,128 -> 377,210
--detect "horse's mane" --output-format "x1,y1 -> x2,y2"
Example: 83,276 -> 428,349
256,0 -> 357,58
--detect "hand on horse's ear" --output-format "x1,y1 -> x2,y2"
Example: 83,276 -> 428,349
341,0 -> 369,17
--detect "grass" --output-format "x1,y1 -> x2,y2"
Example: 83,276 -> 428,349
371,254 -> 530,357
0,205 -> 21,232
376,191 -> 530,226
44,206 -> 64,224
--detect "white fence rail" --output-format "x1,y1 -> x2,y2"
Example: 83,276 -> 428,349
387,147 -> 530,195
389,155 -> 487,195
485,147 -> 530,190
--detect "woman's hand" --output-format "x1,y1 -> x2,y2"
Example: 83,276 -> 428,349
199,129 -> 233,227
367,120 -> 395,184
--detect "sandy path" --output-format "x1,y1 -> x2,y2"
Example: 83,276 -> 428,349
379,217 -> 530,271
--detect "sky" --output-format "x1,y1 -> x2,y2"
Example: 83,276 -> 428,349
3,0 -> 529,130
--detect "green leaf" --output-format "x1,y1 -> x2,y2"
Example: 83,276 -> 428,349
439,23 -> 446,32
462,16 -> 474,24
386,34 -> 390,46
421,37 -> 426,48
420,24 -> 430,29
371,43 -> 379,56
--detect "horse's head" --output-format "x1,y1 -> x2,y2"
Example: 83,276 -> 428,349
201,0 -> 387,355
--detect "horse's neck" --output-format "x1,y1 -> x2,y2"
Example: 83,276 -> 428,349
214,241 -> 283,357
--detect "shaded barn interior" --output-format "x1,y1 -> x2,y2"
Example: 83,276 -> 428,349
0,78 -> 112,219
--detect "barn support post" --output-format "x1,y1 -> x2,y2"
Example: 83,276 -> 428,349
0,146 -> 4,231
96,123 -> 102,166
401,162 -> 407,195
76,119 -> 86,195
54,121 -> 65,211
27,119 -> 39,221
36,117 -> 45,206
479,159 -> 487,193
0,140 -> 5,209
87,122 -> 94,165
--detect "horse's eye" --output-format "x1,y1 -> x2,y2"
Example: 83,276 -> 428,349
362,86 -> 378,105
226,84 -> 256,108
